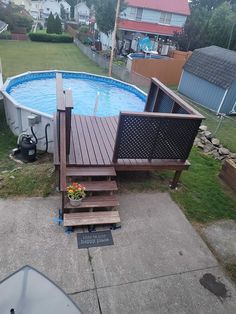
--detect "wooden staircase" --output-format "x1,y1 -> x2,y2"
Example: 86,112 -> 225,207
63,166 -> 120,228
55,73 -> 120,230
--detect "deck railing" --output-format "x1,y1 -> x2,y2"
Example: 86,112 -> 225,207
56,73 -> 73,191
113,78 -> 204,162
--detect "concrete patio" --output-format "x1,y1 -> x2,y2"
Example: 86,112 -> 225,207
0,192 -> 236,313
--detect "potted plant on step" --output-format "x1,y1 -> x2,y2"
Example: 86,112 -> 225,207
67,182 -> 86,207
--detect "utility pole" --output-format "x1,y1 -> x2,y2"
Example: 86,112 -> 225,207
227,21 -> 235,49
108,0 -> 121,76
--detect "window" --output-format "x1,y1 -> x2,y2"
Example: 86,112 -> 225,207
159,12 -> 172,24
129,7 -> 136,20
136,8 -> 143,21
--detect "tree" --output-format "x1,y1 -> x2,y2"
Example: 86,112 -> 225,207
0,3 -> 33,32
60,4 -> 66,20
46,12 -> 55,34
94,0 -> 116,34
208,2 -> 236,48
54,14 -> 62,34
173,6 -> 210,51
174,0 -> 236,51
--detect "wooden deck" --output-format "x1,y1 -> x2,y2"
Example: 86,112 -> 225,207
54,114 -> 190,171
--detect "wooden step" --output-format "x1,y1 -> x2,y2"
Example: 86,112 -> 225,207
81,180 -> 118,192
64,195 -> 119,209
64,210 -> 120,227
66,167 -> 116,177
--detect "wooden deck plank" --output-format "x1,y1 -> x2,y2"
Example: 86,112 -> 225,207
80,115 -> 97,165
95,117 -> 114,162
70,115 -> 82,164
90,116 -> 112,164
85,116 -> 104,165
81,180 -> 118,192
66,166 -> 116,177
68,115 -> 76,164
64,211 -> 120,227
64,195 -> 119,209
75,115 -> 90,165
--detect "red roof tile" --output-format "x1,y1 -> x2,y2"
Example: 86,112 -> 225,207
118,19 -> 183,36
126,0 -> 190,16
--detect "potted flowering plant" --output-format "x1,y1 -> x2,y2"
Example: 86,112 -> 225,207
67,182 -> 86,207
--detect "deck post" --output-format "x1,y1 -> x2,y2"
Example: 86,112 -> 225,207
170,170 -> 182,189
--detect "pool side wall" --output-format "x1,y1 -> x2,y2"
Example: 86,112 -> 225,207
2,92 -> 54,153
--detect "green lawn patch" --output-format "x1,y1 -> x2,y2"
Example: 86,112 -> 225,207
171,148 -> 236,223
178,94 -> 236,152
0,40 -> 106,80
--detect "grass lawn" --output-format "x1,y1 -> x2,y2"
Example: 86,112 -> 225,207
0,40 -> 106,80
179,94 -> 236,152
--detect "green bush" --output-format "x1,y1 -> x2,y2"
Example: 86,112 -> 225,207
28,32 -> 73,43
0,31 -> 11,40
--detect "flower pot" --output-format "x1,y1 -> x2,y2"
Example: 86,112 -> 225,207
68,197 -> 83,207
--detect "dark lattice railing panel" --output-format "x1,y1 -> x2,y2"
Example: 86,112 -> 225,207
156,91 -> 173,113
174,104 -> 189,114
115,115 -> 159,159
151,118 -> 201,159
114,114 -> 201,161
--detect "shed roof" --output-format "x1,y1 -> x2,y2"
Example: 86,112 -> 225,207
183,46 -> 236,89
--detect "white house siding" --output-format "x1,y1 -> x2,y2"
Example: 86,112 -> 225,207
74,2 -> 90,24
178,70 -> 225,112
99,31 -> 113,50
123,7 -> 186,27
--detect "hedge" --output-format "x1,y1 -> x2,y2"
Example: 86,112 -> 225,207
28,32 -> 73,43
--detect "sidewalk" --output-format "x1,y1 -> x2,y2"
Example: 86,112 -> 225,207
0,192 -> 236,313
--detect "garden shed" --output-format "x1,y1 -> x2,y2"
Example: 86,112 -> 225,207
178,46 -> 236,115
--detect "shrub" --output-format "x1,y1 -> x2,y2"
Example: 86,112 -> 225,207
28,32 -> 73,43
0,31 -> 11,40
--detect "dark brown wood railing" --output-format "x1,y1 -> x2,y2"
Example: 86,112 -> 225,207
113,79 -> 204,163
145,78 -> 202,115
56,73 -> 73,191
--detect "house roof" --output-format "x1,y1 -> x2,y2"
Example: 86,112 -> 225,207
184,46 -> 236,89
118,19 -> 182,36
126,0 -> 190,16
0,20 -> 7,33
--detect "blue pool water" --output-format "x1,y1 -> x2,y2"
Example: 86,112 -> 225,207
7,72 -> 146,117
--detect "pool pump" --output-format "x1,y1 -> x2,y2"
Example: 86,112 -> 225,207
17,133 -> 37,162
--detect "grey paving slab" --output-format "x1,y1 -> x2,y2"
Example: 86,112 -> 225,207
0,197 -> 94,293
203,220 -> 236,263
71,290 -> 100,314
90,193 -> 218,287
97,267 -> 236,314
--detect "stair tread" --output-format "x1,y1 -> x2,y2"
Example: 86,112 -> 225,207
81,180 -> 118,191
66,167 -> 116,177
64,210 -> 120,227
64,195 -> 119,209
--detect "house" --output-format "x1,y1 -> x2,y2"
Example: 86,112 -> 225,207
74,1 -> 90,24
98,0 -> 190,52
30,0 -> 70,20
178,46 -> 236,115
0,20 -> 8,33
11,0 -> 31,11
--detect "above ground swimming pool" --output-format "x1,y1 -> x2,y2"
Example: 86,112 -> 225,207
2,70 -> 147,153
4,71 -> 146,117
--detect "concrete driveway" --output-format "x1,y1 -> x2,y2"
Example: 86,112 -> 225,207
0,192 -> 236,313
